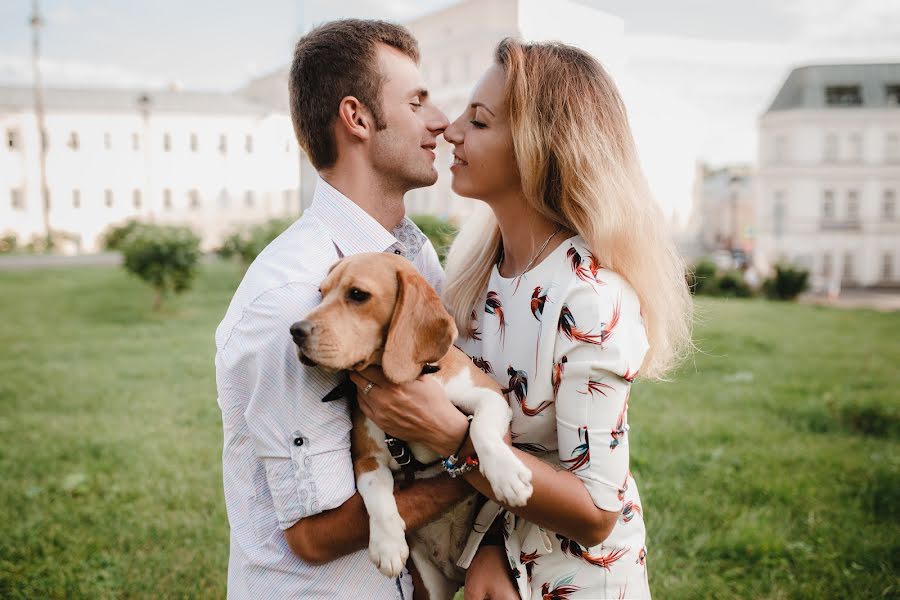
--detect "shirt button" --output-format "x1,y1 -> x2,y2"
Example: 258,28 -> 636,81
293,437 -> 304,447
394,249 -> 402,255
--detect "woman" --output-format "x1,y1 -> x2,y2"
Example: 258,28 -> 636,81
438,39 -> 693,599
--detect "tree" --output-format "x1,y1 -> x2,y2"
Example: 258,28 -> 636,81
121,224 -> 201,310
216,218 -> 293,270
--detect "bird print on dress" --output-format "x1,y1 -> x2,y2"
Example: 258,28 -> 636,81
520,550 -> 542,582
635,546 -> 647,569
556,534 -> 630,571
567,246 -> 606,287
617,472 -> 630,502
551,356 -> 567,400
610,387 -> 630,451
466,309 -> 482,341
485,291 -> 507,344
531,285 -> 553,371
580,376 -> 615,398
560,425 -> 590,471
470,356 -> 493,374
505,365 -> 553,417
512,430 -> 551,453
557,297 -> 621,348
621,500 -> 643,523
623,367 -> 638,383
541,572 -> 581,600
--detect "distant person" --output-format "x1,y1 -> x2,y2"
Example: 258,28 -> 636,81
214,19 -> 471,599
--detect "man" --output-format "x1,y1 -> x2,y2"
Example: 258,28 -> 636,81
215,19 -> 472,599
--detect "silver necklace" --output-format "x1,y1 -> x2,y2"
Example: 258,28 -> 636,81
499,226 -> 563,289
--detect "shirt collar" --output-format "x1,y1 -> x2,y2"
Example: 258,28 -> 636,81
307,177 -> 427,259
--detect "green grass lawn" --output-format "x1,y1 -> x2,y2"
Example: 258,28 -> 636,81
1,261 -> 897,599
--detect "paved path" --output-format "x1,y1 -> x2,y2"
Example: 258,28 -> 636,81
0,252 -> 122,270
800,290 -> 900,312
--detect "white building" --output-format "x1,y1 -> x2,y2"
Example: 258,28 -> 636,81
0,86 -> 301,253
687,162 -> 756,257
755,63 -> 900,289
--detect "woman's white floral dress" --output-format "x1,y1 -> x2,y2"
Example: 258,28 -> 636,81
456,235 -> 652,599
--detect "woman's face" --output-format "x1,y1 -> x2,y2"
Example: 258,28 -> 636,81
444,64 -> 521,201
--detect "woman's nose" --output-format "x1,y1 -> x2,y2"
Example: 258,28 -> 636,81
443,116 -> 463,145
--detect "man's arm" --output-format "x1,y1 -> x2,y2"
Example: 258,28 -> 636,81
285,474 -> 472,564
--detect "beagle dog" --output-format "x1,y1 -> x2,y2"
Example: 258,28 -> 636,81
291,252 -> 533,599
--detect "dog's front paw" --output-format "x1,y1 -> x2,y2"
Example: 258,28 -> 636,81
480,445 -> 533,507
369,516 -> 409,578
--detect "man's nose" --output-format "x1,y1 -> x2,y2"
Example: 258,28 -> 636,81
427,106 -> 450,135
290,321 -> 315,344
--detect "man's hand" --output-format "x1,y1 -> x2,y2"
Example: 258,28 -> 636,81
349,366 -> 469,456
463,544 -> 519,600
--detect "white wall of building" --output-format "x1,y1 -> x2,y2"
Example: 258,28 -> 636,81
756,109 -> 900,288
1,98 -> 301,253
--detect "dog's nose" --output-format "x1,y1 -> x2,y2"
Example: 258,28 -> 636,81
290,320 -> 315,344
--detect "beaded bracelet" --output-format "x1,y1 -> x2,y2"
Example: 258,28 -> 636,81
443,455 -> 479,478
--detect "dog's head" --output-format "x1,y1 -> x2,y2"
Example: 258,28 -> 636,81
291,252 -> 458,384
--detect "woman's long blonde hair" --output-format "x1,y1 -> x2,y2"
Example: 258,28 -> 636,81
443,39 -> 692,380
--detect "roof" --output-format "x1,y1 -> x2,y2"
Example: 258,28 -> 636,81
766,63 -> 900,112
0,85 -> 272,115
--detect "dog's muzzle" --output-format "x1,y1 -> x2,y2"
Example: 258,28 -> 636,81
290,321 -> 319,366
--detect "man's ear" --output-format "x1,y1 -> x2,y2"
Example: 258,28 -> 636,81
337,96 -> 372,141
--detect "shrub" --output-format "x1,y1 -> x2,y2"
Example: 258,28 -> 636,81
717,271 -> 754,298
216,218 -> 293,269
410,214 -> 458,264
0,233 -> 17,254
102,219 -> 142,251
687,259 -> 718,295
121,224 -> 202,310
762,264 -> 809,301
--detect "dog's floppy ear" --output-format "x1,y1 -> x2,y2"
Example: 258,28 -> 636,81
382,268 -> 458,384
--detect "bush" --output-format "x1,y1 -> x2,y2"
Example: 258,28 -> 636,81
762,264 -> 809,301
216,218 -> 293,269
0,233 -> 17,254
717,271 -> 754,298
121,224 -> 202,310
102,219 -> 142,251
687,259 -> 718,295
410,214 -> 458,264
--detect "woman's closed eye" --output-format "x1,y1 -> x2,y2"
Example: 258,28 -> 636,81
470,120 -> 486,129
410,102 -> 422,110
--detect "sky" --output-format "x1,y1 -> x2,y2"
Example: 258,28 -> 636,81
2,0 -> 899,218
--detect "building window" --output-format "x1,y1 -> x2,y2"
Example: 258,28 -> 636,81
72,189 -> 81,208
105,189 -> 114,207
825,85 -> 862,107
824,133 -> 838,162
847,133 -> 862,162
132,133 -> 140,151
822,252 -> 832,278
163,189 -> 173,210
245,191 -> 255,207
842,252 -> 854,282
884,189 -> 896,219
219,134 -> 227,154
441,58 -> 450,85
133,189 -> 142,209
190,133 -> 198,152
188,189 -> 200,209
887,84 -> 900,106
884,253 -> 895,281
886,133 -> 900,162
10,188 -> 24,210
847,190 -> 859,221
285,139 -> 291,153
774,135 -> 788,162
6,129 -> 19,150
773,191 -> 785,237
68,131 -> 80,150
104,132 -> 112,150
822,189 -> 835,219
217,188 -> 230,208
44,189 -> 51,209
245,135 -> 253,153
163,133 -> 172,152
40,130 -> 49,151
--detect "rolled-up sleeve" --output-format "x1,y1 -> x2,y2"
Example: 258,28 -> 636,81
216,282 -> 355,530
552,276 -> 649,512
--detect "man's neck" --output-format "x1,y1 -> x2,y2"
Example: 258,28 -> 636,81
319,166 -> 406,232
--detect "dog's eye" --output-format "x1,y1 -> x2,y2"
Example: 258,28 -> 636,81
348,288 -> 371,303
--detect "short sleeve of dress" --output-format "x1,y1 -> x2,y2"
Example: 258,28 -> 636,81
552,271 -> 649,512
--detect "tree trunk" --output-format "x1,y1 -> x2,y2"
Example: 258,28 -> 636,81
153,288 -> 163,311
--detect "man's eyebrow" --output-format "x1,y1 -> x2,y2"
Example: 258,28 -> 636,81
409,87 -> 429,100
471,102 -> 495,116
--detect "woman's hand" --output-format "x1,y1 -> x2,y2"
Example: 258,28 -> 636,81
464,544 -> 519,600
349,366 -> 469,456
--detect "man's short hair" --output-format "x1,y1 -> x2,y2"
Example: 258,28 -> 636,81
289,19 -> 420,170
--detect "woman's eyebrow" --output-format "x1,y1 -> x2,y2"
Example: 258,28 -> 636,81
408,87 -> 429,100
471,102 -> 495,116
